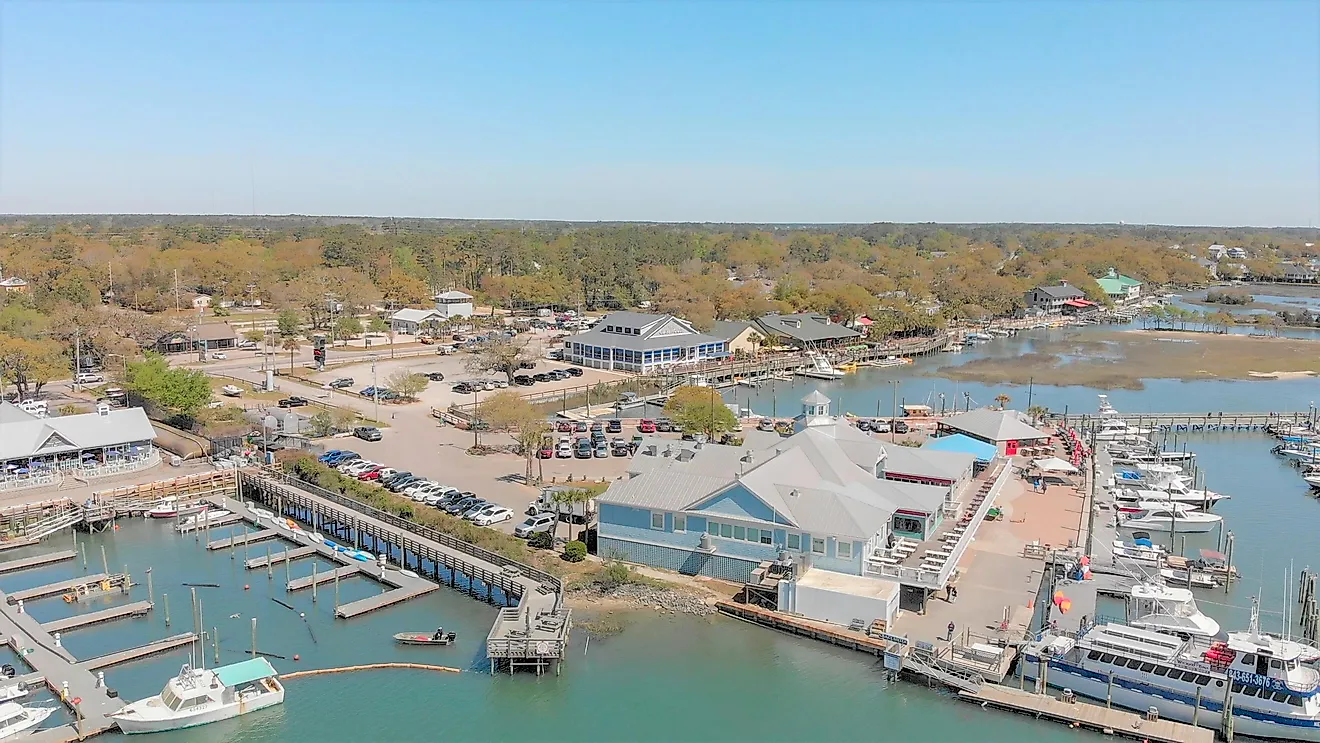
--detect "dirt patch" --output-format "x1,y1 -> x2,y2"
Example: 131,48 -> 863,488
935,330 -> 1319,389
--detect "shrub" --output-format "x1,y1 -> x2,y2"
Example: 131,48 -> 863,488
563,541 -> 587,562
528,530 -> 554,550
596,560 -> 634,591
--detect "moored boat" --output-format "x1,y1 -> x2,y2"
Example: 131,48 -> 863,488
0,702 -> 54,738
146,497 -> 179,519
393,628 -> 457,646
110,658 -> 284,735
1118,502 -> 1222,533
174,510 -> 232,531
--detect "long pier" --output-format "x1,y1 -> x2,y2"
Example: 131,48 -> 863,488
1056,410 -> 1314,433
336,582 -> 438,619
245,546 -> 316,568
178,513 -> 242,533
77,632 -> 199,671
236,470 -> 571,674
8,574 -> 110,602
957,685 -> 1212,743
42,601 -> 153,633
0,550 -> 76,574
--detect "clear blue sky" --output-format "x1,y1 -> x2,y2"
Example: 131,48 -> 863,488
1,1 -> 1316,226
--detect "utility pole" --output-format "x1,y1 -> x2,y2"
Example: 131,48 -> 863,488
371,356 -> 380,423
73,328 -> 81,390
174,269 -> 180,312
1084,427 -> 1098,555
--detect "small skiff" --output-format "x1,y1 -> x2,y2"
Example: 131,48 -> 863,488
393,630 -> 457,646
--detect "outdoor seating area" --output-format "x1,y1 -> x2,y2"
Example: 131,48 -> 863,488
0,402 -> 159,492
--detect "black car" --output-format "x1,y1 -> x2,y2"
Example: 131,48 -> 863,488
892,420 -> 910,434
565,367 -> 583,377
606,419 -> 622,433
425,372 -> 446,382
453,383 -> 473,394
353,426 -> 382,441
277,396 -> 309,408
514,375 -> 534,386
655,418 -> 673,432
329,378 -> 354,389
383,472 -> 416,491
532,373 -> 551,382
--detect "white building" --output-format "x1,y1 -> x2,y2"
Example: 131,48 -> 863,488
0,402 -> 158,491
389,308 -> 444,335
434,290 -> 474,319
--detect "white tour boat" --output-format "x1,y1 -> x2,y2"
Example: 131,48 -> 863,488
1118,502 -> 1222,534
110,658 -> 284,735
0,702 -> 54,738
146,497 -> 179,519
1023,604 -> 1320,741
1126,582 -> 1221,640
799,353 -> 845,380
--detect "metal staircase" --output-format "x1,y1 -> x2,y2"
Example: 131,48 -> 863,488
898,647 -> 985,693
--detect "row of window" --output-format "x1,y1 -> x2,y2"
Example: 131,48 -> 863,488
700,518 -> 853,558
570,344 -> 726,364
1082,651 -> 1306,707
603,325 -> 642,335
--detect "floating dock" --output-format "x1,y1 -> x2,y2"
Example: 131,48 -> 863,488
41,600 -> 153,633
716,601 -> 889,655
286,565 -> 358,591
336,581 -> 438,619
177,513 -> 242,533
0,550 -> 76,574
8,573 -> 111,602
77,632 -> 198,671
0,537 -> 39,552
958,684 -> 1213,743
245,546 -> 316,569
205,527 -> 276,549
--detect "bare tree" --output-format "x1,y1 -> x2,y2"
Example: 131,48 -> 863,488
465,336 -> 538,384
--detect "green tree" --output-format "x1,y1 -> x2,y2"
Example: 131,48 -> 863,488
367,316 -> 389,335
308,409 -> 334,437
281,336 -> 302,372
123,353 -> 211,418
0,335 -> 69,397
276,309 -> 301,338
242,329 -> 264,345
333,315 -> 363,340
664,385 -> 738,439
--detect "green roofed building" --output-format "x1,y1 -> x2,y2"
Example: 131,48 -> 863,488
1095,268 -> 1143,303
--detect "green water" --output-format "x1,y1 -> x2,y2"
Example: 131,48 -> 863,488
1,520 -> 1093,742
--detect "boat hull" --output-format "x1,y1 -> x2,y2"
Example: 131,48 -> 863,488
1022,657 -> 1320,741
113,690 -> 284,735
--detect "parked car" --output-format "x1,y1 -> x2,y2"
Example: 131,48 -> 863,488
358,466 -> 390,481
638,419 -> 657,433
318,449 -> 345,462
611,440 -> 630,456
354,426 -> 382,441
452,383 -> 473,395
423,372 -> 445,382
75,372 -> 104,384
556,443 -> 573,458
210,352 -> 227,360
556,421 -> 573,433
460,500 -> 493,520
341,460 -> 376,475
533,373 -> 552,383
757,418 -> 775,432
870,420 -> 890,434
446,496 -> 480,515
606,419 -> 622,433
330,378 -> 354,388
565,367 -> 583,377
574,441 -> 593,459
514,375 -> 534,386
514,512 -> 558,538
549,370 -> 569,380
277,396 -> 308,408
538,443 -> 555,459
892,420 -> 910,434
473,507 -> 514,527
656,418 -> 673,432
593,443 -> 609,458
573,421 -> 588,433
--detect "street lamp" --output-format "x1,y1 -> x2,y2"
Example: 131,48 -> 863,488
886,380 -> 899,443
370,355 -> 379,423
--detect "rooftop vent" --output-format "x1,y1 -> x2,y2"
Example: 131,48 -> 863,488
96,403 -> 110,417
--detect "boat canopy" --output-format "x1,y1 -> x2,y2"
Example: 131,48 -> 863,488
1198,549 -> 1227,564
213,657 -> 278,687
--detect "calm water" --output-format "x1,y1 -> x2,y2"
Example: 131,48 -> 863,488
8,329 -> 1320,742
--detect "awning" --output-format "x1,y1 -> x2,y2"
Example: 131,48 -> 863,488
1063,299 -> 1095,308
922,434 -> 997,463
1032,457 -> 1079,474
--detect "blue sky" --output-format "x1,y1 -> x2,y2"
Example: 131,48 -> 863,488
1,1 -> 1316,225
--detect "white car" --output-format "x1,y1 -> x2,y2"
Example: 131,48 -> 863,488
211,351 -> 227,359
473,507 -> 514,527
341,460 -> 377,475
514,512 -> 558,538
75,372 -> 103,384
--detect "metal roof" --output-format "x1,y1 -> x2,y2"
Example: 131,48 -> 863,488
434,290 -> 473,300
192,324 -> 237,342
755,313 -> 861,343
879,443 -> 976,482
708,320 -> 755,342
801,390 -> 831,405
390,308 -> 442,323
937,409 -> 1048,443
0,407 -> 156,462
569,312 -> 724,352
1033,285 -> 1085,300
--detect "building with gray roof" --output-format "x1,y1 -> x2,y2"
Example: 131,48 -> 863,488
0,402 -> 158,490
754,313 -> 861,348
936,409 -> 1050,453
564,312 -> 729,373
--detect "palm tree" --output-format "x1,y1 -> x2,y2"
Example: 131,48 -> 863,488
1026,404 -> 1049,426
281,336 -> 302,373
994,393 -> 1011,410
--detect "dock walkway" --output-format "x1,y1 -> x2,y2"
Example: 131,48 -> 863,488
0,550 -> 75,575
206,528 -> 277,549
8,574 -> 110,603
285,565 -> 357,591
177,513 -> 242,533
958,684 -> 1212,743
245,546 -> 316,569
41,601 -> 152,633
77,632 -> 198,671
336,581 -> 438,618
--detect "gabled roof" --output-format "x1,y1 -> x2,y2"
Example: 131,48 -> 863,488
755,313 -> 862,342
1096,269 -> 1142,293
391,308 -> 442,323
434,290 -> 473,301
1033,285 -> 1085,300
192,324 -> 237,342
0,407 -> 156,461
0,402 -> 36,424
879,442 -> 976,482
709,320 -> 755,342
569,311 -> 725,352
938,409 -> 1049,442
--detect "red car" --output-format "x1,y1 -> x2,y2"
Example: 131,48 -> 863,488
538,444 -> 555,459
357,467 -> 385,481
556,421 -> 573,433
638,419 -> 657,433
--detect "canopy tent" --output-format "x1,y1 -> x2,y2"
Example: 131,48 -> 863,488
1032,457 -> 1079,474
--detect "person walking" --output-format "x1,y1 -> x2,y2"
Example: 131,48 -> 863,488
947,621 -> 956,641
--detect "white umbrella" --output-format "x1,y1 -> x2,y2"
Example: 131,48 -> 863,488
1032,456 -> 1079,474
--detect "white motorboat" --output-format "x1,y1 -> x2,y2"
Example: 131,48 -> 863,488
174,510 -> 232,531
0,684 -> 27,704
1022,604 -> 1320,741
1126,582 -> 1220,639
1110,539 -> 1166,565
110,658 -> 284,735
0,702 -> 53,738
1118,502 -> 1222,533
1110,448 -> 1196,465
1275,444 -> 1320,464
799,352 -> 845,380
1114,485 -> 1227,508
219,385 -> 243,397
1304,467 -> 1320,489
146,497 -> 179,519
249,507 -> 275,521
1159,567 -> 1219,590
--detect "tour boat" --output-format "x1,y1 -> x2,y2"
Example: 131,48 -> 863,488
1023,604 -> 1320,741
110,658 -> 284,735
1125,583 -> 1220,640
799,353 -> 845,380
1118,502 -> 1222,533
146,497 -> 179,519
0,702 -> 54,738
174,510 -> 232,531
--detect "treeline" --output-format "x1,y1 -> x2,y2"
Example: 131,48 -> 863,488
1205,290 -> 1254,305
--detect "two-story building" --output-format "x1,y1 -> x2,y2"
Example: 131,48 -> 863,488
1095,268 -> 1143,304
433,290 -> 475,319
565,312 -> 728,373
1023,283 -> 1086,314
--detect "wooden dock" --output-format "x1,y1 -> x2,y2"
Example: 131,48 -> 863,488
335,582 -> 438,618
245,546 -> 316,569
958,684 -> 1213,743
0,549 -> 75,574
177,513 -> 242,533
286,565 -> 358,591
0,537 -> 38,552
77,632 -> 198,671
8,574 -> 110,602
205,527 -> 278,549
41,600 -> 153,633
716,601 -> 889,656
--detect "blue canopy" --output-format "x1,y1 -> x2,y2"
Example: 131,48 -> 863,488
922,433 -> 997,463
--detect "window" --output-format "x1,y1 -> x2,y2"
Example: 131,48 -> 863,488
1088,650 -> 1101,661
1154,666 -> 1170,676
746,528 -> 759,542
1099,654 -> 1114,664
759,530 -> 773,545
720,523 -> 733,538
837,541 -> 852,559
811,538 -> 825,554
733,526 -> 746,540
651,512 -> 664,530
708,522 -> 719,536
673,515 -> 686,533
1194,675 -> 1211,686
787,533 -> 801,550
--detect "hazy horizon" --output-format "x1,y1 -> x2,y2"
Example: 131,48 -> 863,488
2,2 -> 1316,227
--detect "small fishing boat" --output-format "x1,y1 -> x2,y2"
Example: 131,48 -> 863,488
0,702 -> 54,738
345,550 -> 372,562
110,658 -> 284,735
304,532 -> 324,545
1110,539 -> 1166,565
146,497 -> 179,519
1159,568 -> 1219,590
393,628 -> 457,646
399,569 -> 419,579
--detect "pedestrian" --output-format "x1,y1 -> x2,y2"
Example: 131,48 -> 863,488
947,621 -> 955,641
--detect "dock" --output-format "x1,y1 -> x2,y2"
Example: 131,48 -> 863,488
41,600 -> 153,633
206,528 -> 278,550
0,537 -> 39,552
958,684 -> 1213,743
177,513 -> 242,533
8,573 -> 110,602
285,565 -> 358,591
0,550 -> 75,574
716,601 -> 889,655
245,546 -> 316,569
77,632 -> 199,671
335,581 -> 438,619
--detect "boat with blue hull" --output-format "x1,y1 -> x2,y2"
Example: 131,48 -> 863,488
1022,606 -> 1320,741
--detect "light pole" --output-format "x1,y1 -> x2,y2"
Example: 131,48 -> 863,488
371,356 -> 379,423
887,380 -> 899,443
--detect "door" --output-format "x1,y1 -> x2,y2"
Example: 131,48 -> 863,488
1005,440 -> 1019,456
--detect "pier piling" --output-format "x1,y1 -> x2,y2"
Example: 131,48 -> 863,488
147,567 -> 154,605
251,617 -> 257,658
100,545 -> 108,575
1224,532 -> 1236,595
312,563 -> 317,603
163,592 -> 170,626
267,546 -> 272,579
80,543 -> 86,570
